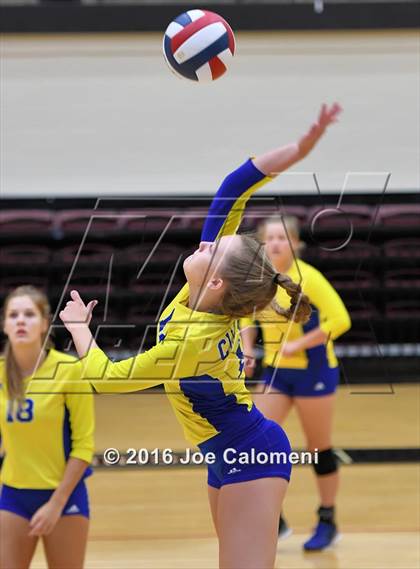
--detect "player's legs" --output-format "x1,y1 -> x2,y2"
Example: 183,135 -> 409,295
253,388 -> 293,425
0,511 -> 39,569
253,386 -> 293,538
253,366 -> 294,424
295,394 -> 338,505
253,384 -> 293,537
208,485 -> 220,537
217,477 -> 288,569
295,394 -> 340,550
42,516 -> 89,569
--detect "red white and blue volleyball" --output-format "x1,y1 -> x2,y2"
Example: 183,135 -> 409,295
163,10 -> 236,82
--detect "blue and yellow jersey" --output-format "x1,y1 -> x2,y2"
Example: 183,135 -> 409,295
242,259 -> 351,369
0,349 -> 94,489
82,159 -> 272,447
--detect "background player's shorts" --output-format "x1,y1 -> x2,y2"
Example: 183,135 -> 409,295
261,365 -> 339,397
0,480 -> 90,520
202,418 -> 292,489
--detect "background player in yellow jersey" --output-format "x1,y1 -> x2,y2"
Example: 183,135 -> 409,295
0,286 -> 95,569
241,212 -> 351,551
60,103 -> 341,569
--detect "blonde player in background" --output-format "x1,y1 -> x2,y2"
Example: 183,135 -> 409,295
241,213 -> 351,550
0,286 -> 94,569
60,103 -> 341,569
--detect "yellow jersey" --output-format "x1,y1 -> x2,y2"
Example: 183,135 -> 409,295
82,159 -> 272,447
0,349 -> 94,489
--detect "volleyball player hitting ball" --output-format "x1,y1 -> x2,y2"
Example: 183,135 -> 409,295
0,286 -> 94,569
60,103 -> 341,569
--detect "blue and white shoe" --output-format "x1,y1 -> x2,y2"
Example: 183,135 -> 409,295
303,521 -> 340,551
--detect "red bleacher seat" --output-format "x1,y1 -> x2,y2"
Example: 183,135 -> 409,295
316,239 -> 380,259
57,269 -> 115,294
122,244 -> 184,264
0,245 -> 51,265
54,243 -> 116,265
334,330 -> 377,345
384,238 -> 420,258
241,206 -> 308,232
384,269 -> 420,288
128,280 -> 180,295
0,276 -> 49,294
56,210 -> 122,235
308,205 -> 373,229
378,204 -> 420,226
344,300 -> 380,318
323,269 -> 378,290
126,306 -> 159,326
122,209 -> 192,232
0,210 -> 53,236
385,301 -> 420,317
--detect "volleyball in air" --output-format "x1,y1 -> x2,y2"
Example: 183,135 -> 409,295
163,9 -> 236,82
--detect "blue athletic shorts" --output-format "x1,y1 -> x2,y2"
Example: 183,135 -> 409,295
201,416 -> 292,490
0,480 -> 90,520
261,365 -> 339,397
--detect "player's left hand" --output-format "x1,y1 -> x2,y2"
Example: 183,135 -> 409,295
28,500 -> 63,536
281,340 -> 300,358
60,290 -> 98,330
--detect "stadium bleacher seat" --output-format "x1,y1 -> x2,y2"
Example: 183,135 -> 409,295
56,210 -> 123,236
0,275 -> 49,294
323,269 -> 378,290
0,210 -> 53,236
378,204 -> 420,226
308,205 -> 373,228
122,209 -> 194,233
384,268 -> 420,288
122,244 -> 185,264
385,300 -> 420,317
54,243 -> 116,266
0,244 -> 51,266
316,239 -> 381,259
384,238 -> 420,258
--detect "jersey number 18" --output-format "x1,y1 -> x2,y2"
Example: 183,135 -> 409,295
6,399 -> 34,423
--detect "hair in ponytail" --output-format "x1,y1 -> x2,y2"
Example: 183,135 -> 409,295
219,234 -> 311,322
1,286 -> 52,401
271,272 -> 312,323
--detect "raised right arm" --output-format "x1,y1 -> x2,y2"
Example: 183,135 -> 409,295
59,291 -> 178,393
253,103 -> 342,176
201,103 -> 342,242
80,342 -> 179,393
